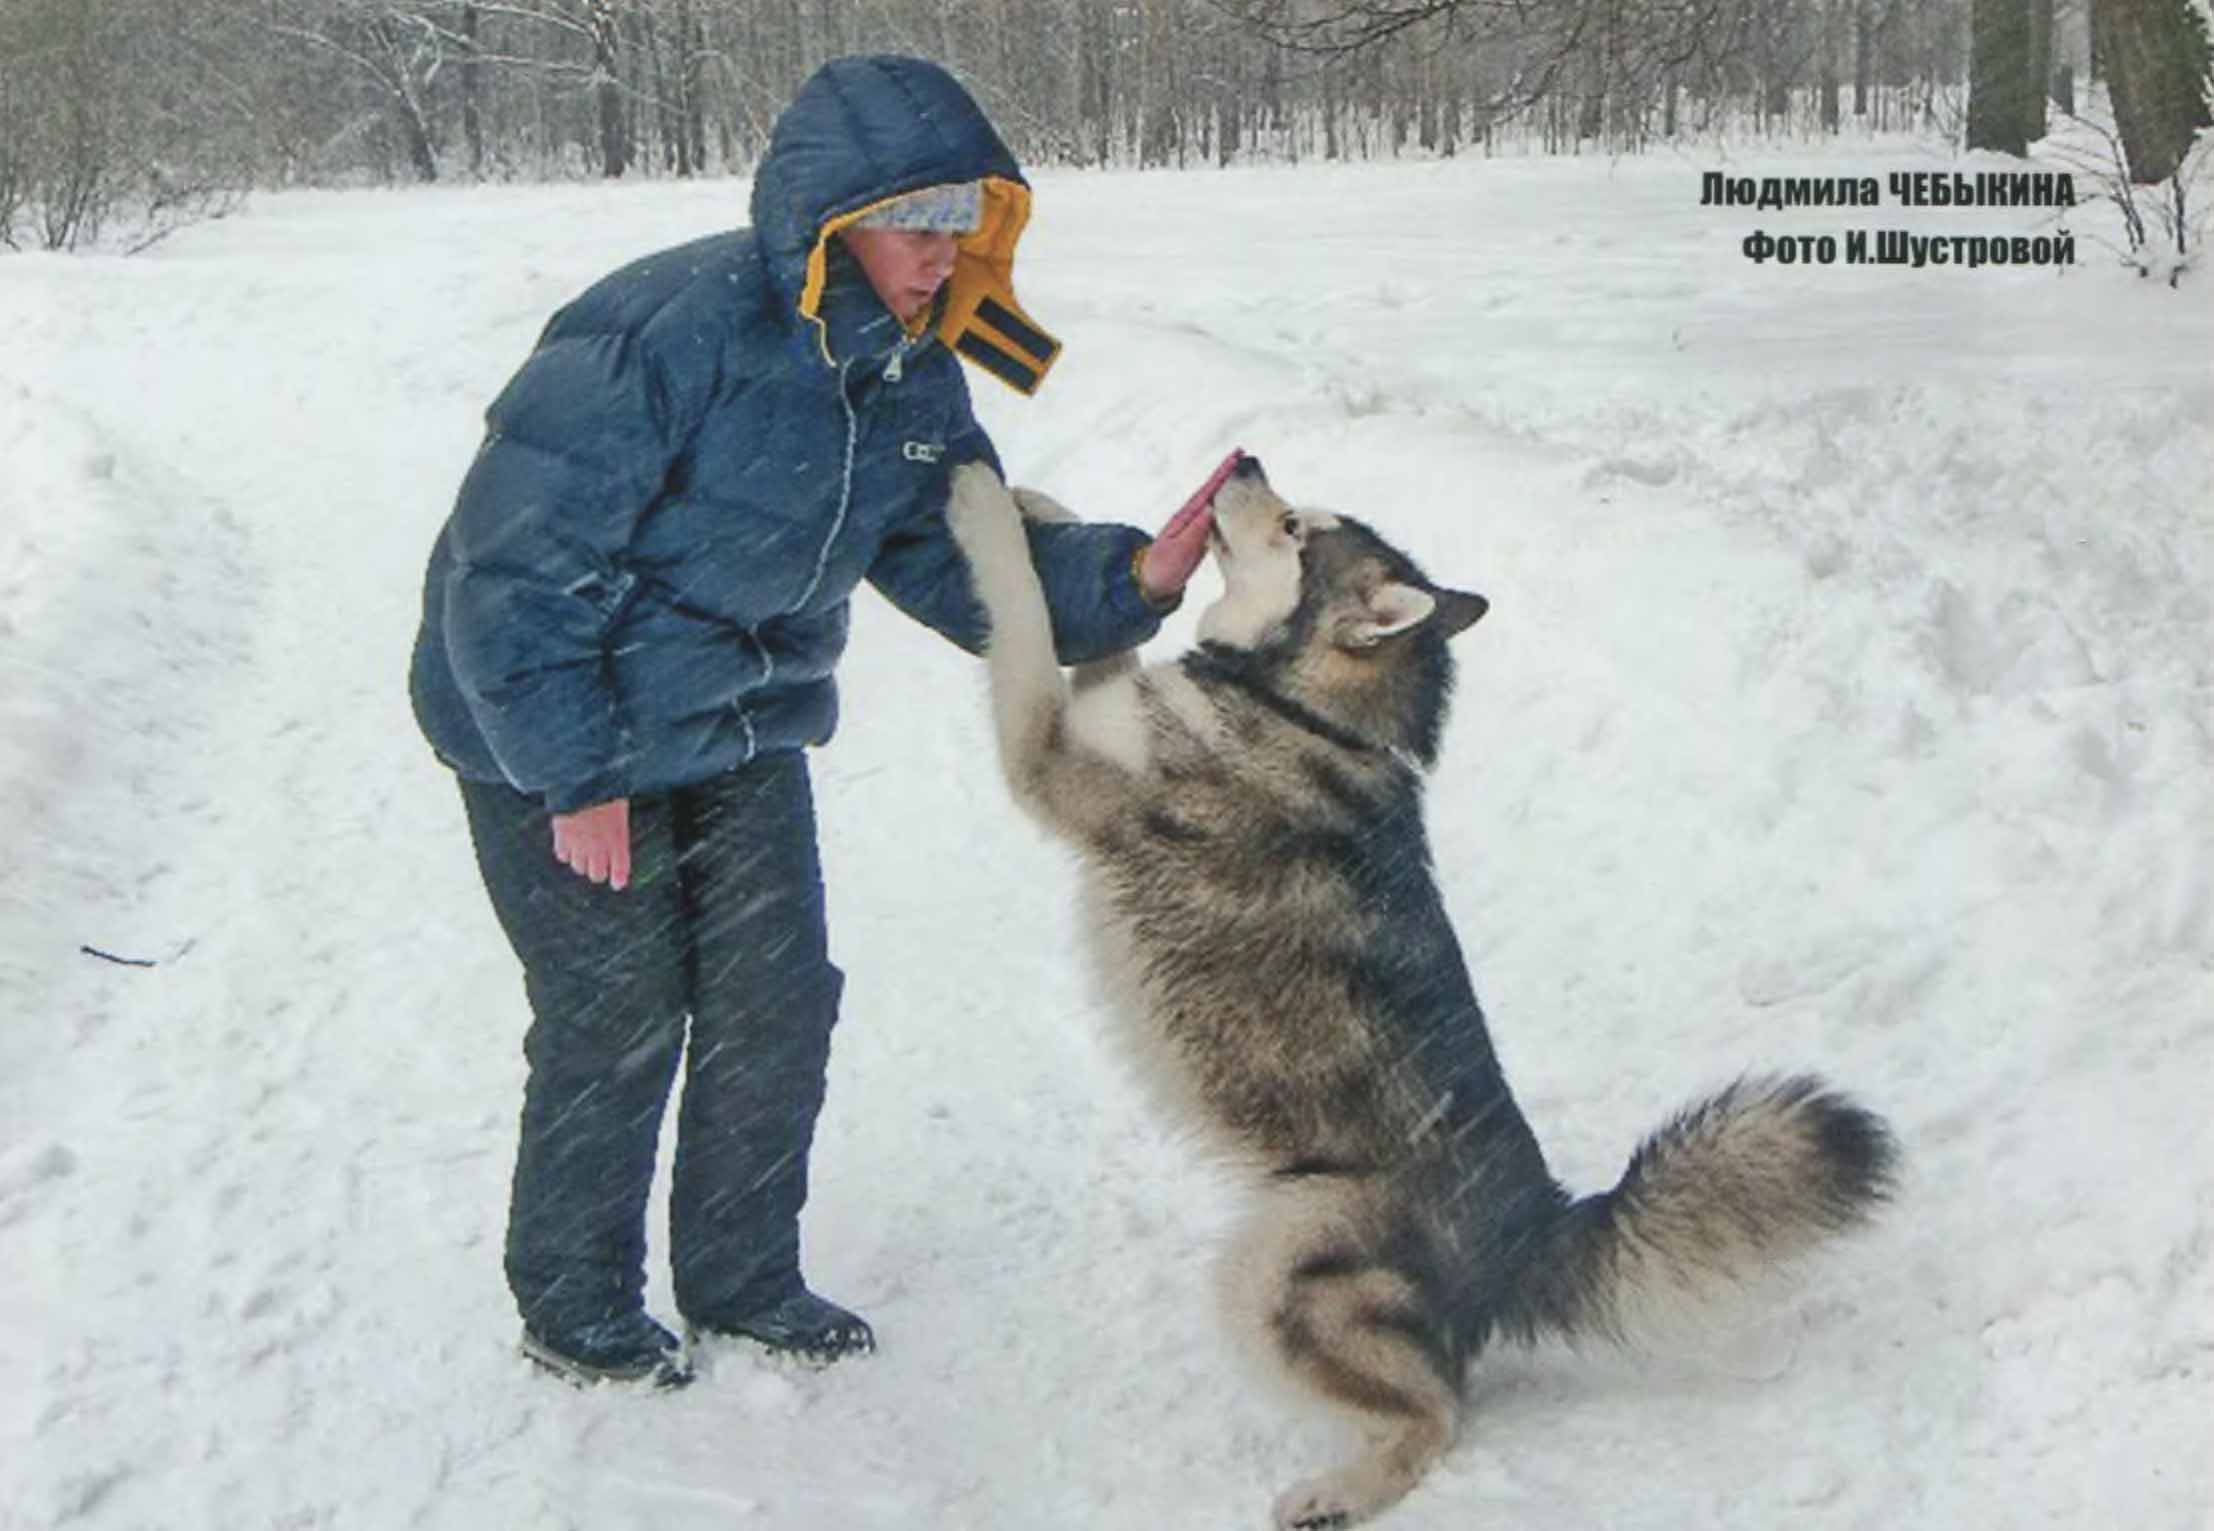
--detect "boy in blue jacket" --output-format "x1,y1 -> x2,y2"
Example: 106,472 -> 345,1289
408,55 -> 1207,1389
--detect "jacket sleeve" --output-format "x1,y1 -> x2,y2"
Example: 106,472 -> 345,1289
438,312 -> 709,812
865,404 -> 1174,663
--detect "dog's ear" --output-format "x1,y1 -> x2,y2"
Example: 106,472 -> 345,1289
1432,588 -> 1489,639
1337,583 -> 1436,648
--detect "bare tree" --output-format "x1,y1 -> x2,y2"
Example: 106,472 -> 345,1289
2092,0 -> 2212,182
585,1 -> 629,175
275,4 -> 453,181
459,2 -> 488,175
0,0 -> 249,250
1967,0 -> 2036,152
7,0 -> 2166,243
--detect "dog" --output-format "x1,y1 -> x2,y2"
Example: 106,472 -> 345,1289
947,456 -> 1897,1529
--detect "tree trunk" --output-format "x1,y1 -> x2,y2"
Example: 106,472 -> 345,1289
1076,0 -> 1108,165
371,16 -> 438,182
2021,0 -> 2054,143
1819,0 -> 1843,131
1966,0 -> 2032,154
2093,0 -> 2213,182
591,1 -> 627,178
1764,72 -> 1792,127
1323,60 -> 1339,160
683,1 -> 706,175
643,4 -> 673,172
459,2 -> 483,176
1854,0 -> 1873,114
1262,7 -> 1284,150
395,96 -> 437,182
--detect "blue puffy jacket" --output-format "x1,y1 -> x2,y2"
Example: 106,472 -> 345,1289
408,55 -> 1167,812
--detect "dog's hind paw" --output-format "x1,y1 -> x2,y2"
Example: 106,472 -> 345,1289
1271,1481 -> 1357,1531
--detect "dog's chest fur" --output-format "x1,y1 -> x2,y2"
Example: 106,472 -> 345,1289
1064,662 -> 1509,1172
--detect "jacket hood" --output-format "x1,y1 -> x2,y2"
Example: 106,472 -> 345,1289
750,55 -> 1062,394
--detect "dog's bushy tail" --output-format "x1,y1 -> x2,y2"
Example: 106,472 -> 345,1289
1497,1074 -> 1898,1346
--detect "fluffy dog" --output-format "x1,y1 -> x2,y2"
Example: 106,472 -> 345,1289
948,457 -> 1896,1529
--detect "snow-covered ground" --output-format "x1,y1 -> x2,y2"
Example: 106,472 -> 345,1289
3,132 -> 2209,1531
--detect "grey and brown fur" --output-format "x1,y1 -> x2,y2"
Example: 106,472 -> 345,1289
948,458 -> 1897,1530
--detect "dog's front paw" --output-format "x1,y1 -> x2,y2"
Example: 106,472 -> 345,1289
1009,485 -> 1080,525
946,462 -> 1024,551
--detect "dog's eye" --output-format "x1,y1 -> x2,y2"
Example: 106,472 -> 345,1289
1279,512 -> 1300,538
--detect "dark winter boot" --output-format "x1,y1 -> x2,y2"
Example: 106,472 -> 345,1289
685,1289 -> 875,1366
520,1311 -> 695,1390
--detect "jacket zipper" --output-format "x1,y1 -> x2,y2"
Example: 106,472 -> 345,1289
741,349 -> 886,757
792,356 -> 861,616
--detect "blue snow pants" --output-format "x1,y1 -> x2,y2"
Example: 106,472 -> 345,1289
456,752 -> 843,1337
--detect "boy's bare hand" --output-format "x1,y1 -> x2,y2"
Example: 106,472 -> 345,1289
1139,499 -> 1214,602
551,798 -> 631,890
1138,448 -> 1247,603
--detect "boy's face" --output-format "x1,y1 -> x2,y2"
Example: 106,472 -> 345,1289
840,226 -> 960,326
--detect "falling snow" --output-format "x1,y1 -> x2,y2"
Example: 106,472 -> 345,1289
2,136 -> 2211,1530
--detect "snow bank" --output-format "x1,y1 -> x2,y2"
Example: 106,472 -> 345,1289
2,140 -> 2208,1530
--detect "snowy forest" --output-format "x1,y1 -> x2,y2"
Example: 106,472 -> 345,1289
1,0 -> 2208,252
7,0 -> 2214,1525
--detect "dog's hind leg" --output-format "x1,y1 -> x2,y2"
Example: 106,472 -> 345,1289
1268,1269 -> 1459,1529
1225,1189 -> 1462,1529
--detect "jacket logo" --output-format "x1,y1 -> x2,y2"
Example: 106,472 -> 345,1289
902,440 -> 944,464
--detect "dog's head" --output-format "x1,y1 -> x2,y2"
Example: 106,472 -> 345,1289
1199,454 -> 1487,654
1195,455 -> 1486,765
